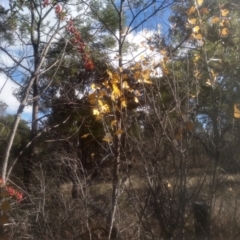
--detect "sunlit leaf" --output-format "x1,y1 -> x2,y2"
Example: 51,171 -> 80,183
206,79 -> 212,86
103,133 -> 112,143
1,201 -> 11,212
234,104 -> 240,118
81,133 -> 90,138
219,19 -> 230,27
187,6 -> 196,15
188,17 -> 197,25
142,69 -> 151,80
91,83 -> 101,90
220,28 -> 229,37
111,120 -> 117,129
93,108 -> 100,115
144,79 -> 153,84
193,33 -> 203,40
211,16 -> 219,24
123,81 -> 130,90
193,25 -> 200,33
121,98 -> 127,108
102,80 -> 110,88
115,129 -> 124,135
98,99 -> 103,106
112,84 -> 121,97
101,104 -> 110,114
119,67 -> 123,73
107,69 -> 112,79
197,0 -> 204,6
221,8 -> 229,17
111,73 -> 120,84
134,97 -> 139,103
193,54 -> 201,62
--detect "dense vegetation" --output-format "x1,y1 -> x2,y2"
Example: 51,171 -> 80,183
0,0 -> 240,239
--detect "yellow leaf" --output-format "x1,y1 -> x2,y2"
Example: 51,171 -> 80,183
107,69 -> 112,79
221,8 -> 229,17
197,0 -> 204,6
188,17 -> 197,25
100,104 -> 110,114
111,73 -> 120,84
211,16 -> 219,24
112,84 -> 121,97
93,108 -> 100,115
220,28 -> 229,37
234,104 -> 240,118
111,120 -> 117,129
144,79 -> 153,84
134,97 -> 139,103
123,81 -> 130,89
102,80 -> 110,88
121,98 -> 127,108
91,83 -> 101,90
1,201 -> 10,212
219,19 -> 230,27
103,133 -> 112,143
187,6 -> 196,15
160,49 -> 168,55
200,7 -> 209,15
193,54 -> 200,62
0,214 -> 9,225
193,33 -> 203,40
142,69 -> 151,80
115,129 -> 124,135
140,55 -> 145,60
98,99 -> 103,106
88,93 -> 97,105
81,133 -> 90,138
131,62 -> 141,70
193,25 -> 200,33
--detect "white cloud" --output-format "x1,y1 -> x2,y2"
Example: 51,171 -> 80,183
0,74 -> 32,119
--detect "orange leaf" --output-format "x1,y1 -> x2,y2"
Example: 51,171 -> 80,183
115,129 -> 124,135
220,28 -> 229,37
200,8 -> 209,15
187,6 -> 196,15
234,104 -> 240,118
188,17 -> 197,25
221,8 -> 229,17
211,16 -> 219,24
